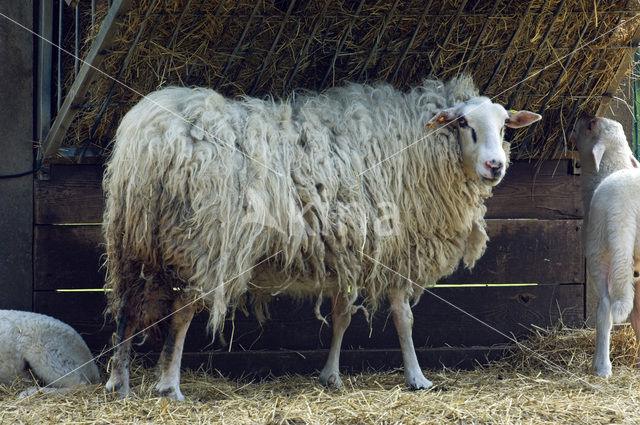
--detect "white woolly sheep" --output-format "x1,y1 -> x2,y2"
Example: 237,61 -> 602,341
0,310 -> 100,397
573,116 -> 640,377
103,76 -> 540,400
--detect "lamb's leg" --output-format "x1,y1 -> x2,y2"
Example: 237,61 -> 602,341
105,300 -> 136,397
388,288 -> 432,390
155,297 -> 196,401
593,294 -> 613,377
591,262 -> 613,377
319,292 -> 352,389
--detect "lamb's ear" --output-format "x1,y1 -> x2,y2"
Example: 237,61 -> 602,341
426,108 -> 460,128
592,140 -> 606,172
505,110 -> 542,128
631,155 -> 640,168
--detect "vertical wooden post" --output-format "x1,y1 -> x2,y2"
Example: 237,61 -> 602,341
0,0 -> 34,310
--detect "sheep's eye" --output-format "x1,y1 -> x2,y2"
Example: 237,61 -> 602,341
458,117 -> 468,128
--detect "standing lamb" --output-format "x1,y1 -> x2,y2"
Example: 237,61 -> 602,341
0,310 -> 100,397
103,76 -> 540,400
572,116 -> 640,377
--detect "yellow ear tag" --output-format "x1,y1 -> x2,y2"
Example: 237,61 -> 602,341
509,109 -> 518,114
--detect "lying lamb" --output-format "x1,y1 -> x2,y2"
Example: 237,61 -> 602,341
572,116 -> 640,377
103,75 -> 540,400
0,310 -> 100,397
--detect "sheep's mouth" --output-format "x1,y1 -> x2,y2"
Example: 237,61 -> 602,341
480,176 -> 502,186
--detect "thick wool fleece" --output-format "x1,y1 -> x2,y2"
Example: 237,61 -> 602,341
103,76 -> 500,337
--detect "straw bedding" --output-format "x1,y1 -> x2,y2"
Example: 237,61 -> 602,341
3,325 -> 640,424
59,0 -> 640,160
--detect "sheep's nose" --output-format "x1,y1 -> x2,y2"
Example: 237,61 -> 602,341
484,160 -> 504,177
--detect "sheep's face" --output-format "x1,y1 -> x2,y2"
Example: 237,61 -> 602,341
428,98 -> 541,186
571,116 -> 637,173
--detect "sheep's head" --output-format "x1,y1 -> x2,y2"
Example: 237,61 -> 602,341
427,97 -> 541,186
571,116 -> 639,173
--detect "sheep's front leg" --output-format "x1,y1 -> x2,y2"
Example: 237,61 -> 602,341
319,292 -> 352,389
593,294 -> 613,377
106,302 -> 136,397
589,262 -> 613,377
155,297 -> 196,401
388,288 -> 432,390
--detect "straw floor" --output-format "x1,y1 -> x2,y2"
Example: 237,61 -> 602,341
2,325 -> 640,424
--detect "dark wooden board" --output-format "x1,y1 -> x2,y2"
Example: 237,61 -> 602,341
34,284 -> 583,354
172,346 -> 512,378
33,160 -> 582,225
443,219 -> 584,285
34,219 -> 584,290
486,159 -> 582,219
34,165 -> 104,225
34,225 -> 104,290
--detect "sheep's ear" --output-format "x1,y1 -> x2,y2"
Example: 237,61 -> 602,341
631,155 -> 640,168
591,140 -> 606,172
426,108 -> 460,128
505,110 -> 542,128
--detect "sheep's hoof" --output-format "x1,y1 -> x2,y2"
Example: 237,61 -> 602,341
105,379 -> 130,398
405,375 -> 433,391
318,370 -> 343,389
593,367 -> 612,378
591,357 -> 612,378
156,386 -> 185,401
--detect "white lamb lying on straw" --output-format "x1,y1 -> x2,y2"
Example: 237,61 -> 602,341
0,310 -> 100,397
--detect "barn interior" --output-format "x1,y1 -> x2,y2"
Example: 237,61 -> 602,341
5,0 -> 640,422
5,0 -> 640,394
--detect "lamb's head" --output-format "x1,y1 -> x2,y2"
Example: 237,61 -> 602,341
571,115 -> 639,174
427,97 -> 541,186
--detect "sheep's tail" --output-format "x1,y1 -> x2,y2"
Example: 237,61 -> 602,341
608,227 -> 636,323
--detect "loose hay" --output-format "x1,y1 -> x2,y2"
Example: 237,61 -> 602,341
57,0 -> 640,160
4,325 -> 640,424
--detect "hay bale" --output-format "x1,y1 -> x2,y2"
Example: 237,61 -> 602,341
57,0 -> 640,159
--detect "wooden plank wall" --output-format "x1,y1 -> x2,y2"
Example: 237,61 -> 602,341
33,159 -> 584,374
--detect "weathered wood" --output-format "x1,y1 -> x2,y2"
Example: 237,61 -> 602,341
0,0 -> 35,310
177,346 -> 513,377
33,160 -> 582,224
486,159 -> 582,219
34,225 -> 103,290
39,0 -> 133,162
34,218 -> 583,290
34,284 -> 583,353
442,219 -> 584,285
34,165 -> 104,224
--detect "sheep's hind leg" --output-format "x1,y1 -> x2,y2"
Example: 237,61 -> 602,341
388,288 -> 432,390
155,296 -> 196,401
105,298 -> 136,397
319,292 -> 352,389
